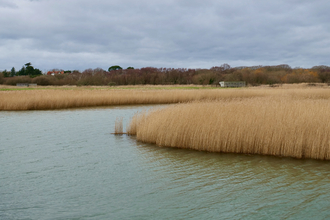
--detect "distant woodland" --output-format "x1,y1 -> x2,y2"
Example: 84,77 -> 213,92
1,63 -> 330,86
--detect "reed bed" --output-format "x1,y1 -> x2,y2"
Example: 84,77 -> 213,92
0,88 -> 265,110
127,94 -> 330,160
1,85 -> 330,110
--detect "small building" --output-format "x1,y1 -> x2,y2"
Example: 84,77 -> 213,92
219,81 -> 246,87
47,70 -> 64,76
16,83 -> 38,87
16,83 -> 30,87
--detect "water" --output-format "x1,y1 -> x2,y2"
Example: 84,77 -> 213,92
1,106 -> 330,220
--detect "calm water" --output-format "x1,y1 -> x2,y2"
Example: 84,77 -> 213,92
1,106 -> 330,220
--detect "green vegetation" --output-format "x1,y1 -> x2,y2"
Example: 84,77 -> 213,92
108,65 -> 123,71
1,62 -> 42,84
17,63 -> 42,76
0,72 -> 4,84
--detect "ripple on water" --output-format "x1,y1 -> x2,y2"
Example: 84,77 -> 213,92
1,107 -> 330,219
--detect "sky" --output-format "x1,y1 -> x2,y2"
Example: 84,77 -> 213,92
1,0 -> 330,72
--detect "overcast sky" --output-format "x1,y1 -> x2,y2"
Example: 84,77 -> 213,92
1,0 -> 330,71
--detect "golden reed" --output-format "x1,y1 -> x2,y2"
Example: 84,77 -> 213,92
0,87 -> 266,110
2,84 -> 330,111
114,117 -> 125,135
127,90 -> 330,160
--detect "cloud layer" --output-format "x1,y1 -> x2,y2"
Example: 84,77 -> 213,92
1,0 -> 330,71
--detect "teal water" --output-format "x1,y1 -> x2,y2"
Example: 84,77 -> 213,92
1,106 -> 330,220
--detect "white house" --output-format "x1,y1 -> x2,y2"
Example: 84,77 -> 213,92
219,81 -> 246,87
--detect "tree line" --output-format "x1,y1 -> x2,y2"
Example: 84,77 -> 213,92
1,63 -> 42,78
1,63 -> 330,86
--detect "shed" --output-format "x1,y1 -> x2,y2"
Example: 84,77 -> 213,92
16,83 -> 30,87
16,83 -> 38,87
219,81 -> 246,87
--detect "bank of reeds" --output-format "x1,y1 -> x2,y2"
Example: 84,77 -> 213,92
127,95 -> 330,160
1,86 -> 330,111
0,88 -> 265,110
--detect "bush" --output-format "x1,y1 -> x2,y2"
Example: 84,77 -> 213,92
32,76 -> 53,85
318,70 -> 330,83
5,76 -> 32,85
108,82 -> 116,86
0,72 -> 4,84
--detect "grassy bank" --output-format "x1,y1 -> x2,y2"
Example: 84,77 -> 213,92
127,89 -> 330,160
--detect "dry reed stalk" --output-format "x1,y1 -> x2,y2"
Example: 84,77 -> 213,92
114,117 -> 124,134
127,96 -> 330,160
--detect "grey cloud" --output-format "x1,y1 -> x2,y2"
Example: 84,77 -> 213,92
1,0 -> 330,71
0,0 -> 18,8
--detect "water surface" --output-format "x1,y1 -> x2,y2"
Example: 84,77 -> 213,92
1,106 -> 330,219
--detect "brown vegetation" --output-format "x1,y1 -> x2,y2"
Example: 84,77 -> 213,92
1,64 -> 330,86
0,86 -> 266,110
114,117 -> 125,134
2,84 -> 330,111
0,72 -> 4,84
4,76 -> 32,85
127,87 -> 330,160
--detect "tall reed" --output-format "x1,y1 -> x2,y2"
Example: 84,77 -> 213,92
114,117 -> 124,134
2,86 -> 330,111
127,96 -> 330,160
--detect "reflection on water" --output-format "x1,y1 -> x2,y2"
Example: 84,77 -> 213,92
1,106 -> 330,219
133,141 -> 330,219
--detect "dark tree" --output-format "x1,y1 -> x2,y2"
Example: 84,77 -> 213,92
10,67 -> 16,77
318,69 -> 330,83
2,69 -> 9,77
25,65 -> 35,75
17,63 -> 42,76
17,66 -> 26,76
108,65 -> 123,71
34,68 -> 42,76
0,72 -> 4,84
